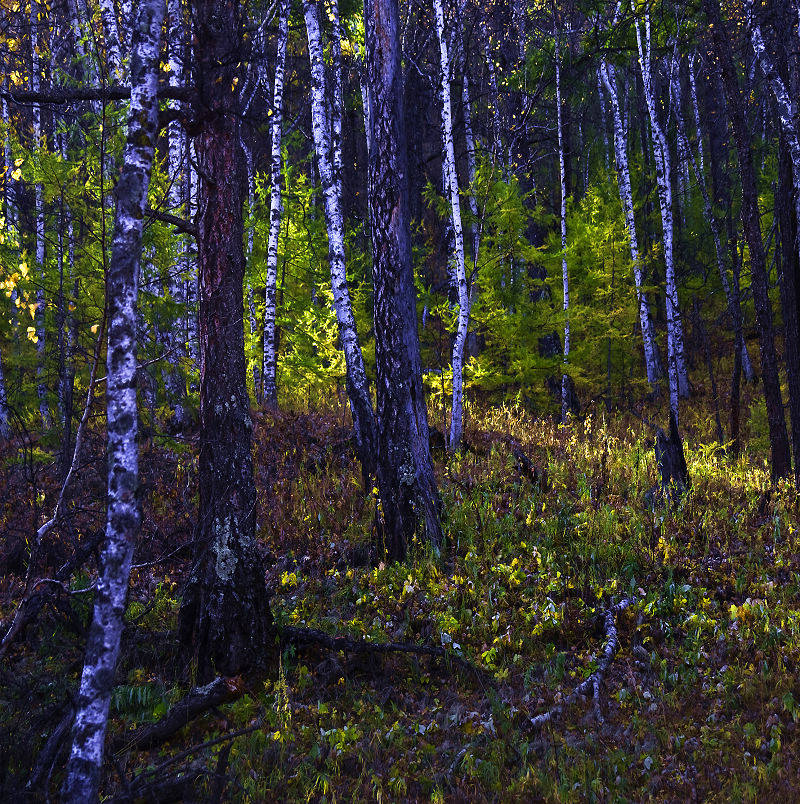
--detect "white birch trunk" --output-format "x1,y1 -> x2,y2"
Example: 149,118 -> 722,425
634,10 -> 690,417
555,30 -> 570,423
599,60 -> 662,386
186,140 -> 199,373
303,0 -> 376,467
165,0 -> 187,424
98,0 -> 123,79
62,1 -> 165,799
262,0 -> 289,408
433,0 -> 470,450
31,1 -> 51,429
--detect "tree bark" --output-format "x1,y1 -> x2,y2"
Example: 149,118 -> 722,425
555,23 -> 570,423
599,60 -> 662,386
705,0 -> 791,480
61,2 -> 165,798
262,0 -> 289,409
364,0 -> 443,558
178,0 -> 273,679
303,0 -> 377,478
633,9 -> 690,418
433,0 -> 470,450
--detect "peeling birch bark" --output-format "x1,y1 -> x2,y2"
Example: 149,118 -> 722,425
599,60 -> 662,386
262,0 -> 289,408
433,0 -> 470,450
555,27 -> 570,423
62,1 -> 165,799
303,0 -> 376,475
633,9 -> 690,416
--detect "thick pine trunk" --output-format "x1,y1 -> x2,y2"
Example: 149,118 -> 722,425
365,0 -> 443,559
262,0 -> 289,408
178,0 -> 273,679
599,60 -> 662,386
705,0 -> 791,480
61,2 -> 165,798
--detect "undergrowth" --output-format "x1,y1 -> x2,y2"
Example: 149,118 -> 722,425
2,398 -> 800,801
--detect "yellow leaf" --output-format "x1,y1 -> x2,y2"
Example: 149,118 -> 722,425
91,324 -> 99,334
10,168 -> 21,181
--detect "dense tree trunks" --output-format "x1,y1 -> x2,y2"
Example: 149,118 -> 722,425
555,28 -> 570,424
178,0 -> 273,679
633,11 -> 689,418
433,0 -> 470,450
364,0 -> 443,558
303,0 -> 377,478
599,60 -> 662,386
670,53 -> 752,382
748,0 -> 800,483
705,0 -> 791,480
262,0 -> 289,409
61,2 -> 165,798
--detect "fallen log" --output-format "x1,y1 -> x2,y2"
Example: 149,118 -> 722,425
528,597 -> 634,729
112,676 -> 244,755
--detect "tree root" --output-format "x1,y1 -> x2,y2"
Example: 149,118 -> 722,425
527,597 -> 633,729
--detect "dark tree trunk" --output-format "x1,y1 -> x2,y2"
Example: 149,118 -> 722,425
364,0 -> 443,560
777,133 -> 800,483
178,0 -> 273,679
704,0 -> 791,481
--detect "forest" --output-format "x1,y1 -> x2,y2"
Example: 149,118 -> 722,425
2,0 -> 800,799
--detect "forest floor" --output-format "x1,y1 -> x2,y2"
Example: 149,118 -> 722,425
2,391 -> 800,801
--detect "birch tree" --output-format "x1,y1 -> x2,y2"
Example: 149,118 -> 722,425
555,22 -> 570,423
303,0 -> 376,477
599,59 -> 662,386
62,1 -> 165,798
163,0 -> 187,426
365,0 -> 443,558
262,0 -> 289,408
433,0 -> 470,449
633,8 -> 689,418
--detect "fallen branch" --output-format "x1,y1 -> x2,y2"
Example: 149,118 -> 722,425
112,676 -> 245,755
527,597 -> 634,729
281,625 -> 491,682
